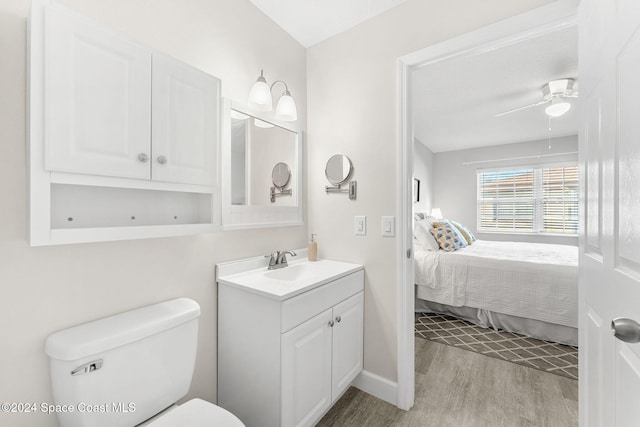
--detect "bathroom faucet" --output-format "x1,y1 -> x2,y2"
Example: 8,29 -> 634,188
267,250 -> 297,270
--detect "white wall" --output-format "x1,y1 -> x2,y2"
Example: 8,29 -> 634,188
0,1 -> 306,426
413,140 -> 434,215
307,0 -> 554,384
432,135 -> 578,245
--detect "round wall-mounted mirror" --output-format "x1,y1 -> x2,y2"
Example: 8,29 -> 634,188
325,154 -> 353,186
272,162 -> 291,189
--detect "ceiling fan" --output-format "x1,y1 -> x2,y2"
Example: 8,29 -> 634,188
495,78 -> 579,118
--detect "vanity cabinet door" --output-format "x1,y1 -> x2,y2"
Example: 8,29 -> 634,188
281,309 -> 333,427
331,292 -> 364,401
151,54 -> 219,186
44,6 -> 152,179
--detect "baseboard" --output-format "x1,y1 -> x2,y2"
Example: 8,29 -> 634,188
352,370 -> 398,406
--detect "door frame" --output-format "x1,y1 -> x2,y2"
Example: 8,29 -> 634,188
395,0 -> 579,410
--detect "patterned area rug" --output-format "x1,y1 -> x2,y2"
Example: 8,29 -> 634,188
415,313 -> 578,380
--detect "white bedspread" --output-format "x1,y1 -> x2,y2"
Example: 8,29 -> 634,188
414,240 -> 578,328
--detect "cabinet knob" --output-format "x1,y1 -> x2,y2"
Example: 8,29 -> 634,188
335,316 -> 341,323
137,153 -> 149,163
157,155 -> 168,165
328,320 -> 334,327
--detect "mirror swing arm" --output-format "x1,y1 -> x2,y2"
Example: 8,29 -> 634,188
271,186 -> 292,203
325,181 -> 357,199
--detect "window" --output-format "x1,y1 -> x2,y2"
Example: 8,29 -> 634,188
477,165 -> 578,234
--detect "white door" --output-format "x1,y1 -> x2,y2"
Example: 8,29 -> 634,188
579,0 -> 640,425
331,292 -> 364,401
45,5 -> 151,179
151,54 -> 219,186
281,309 -> 333,427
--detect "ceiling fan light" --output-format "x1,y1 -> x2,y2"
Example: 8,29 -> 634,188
545,99 -> 571,117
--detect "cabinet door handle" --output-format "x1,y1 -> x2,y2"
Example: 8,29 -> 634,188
328,320 -> 334,327
138,153 -> 149,163
335,316 -> 341,323
157,155 -> 168,165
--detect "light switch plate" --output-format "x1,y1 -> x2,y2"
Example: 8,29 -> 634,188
382,216 -> 395,237
354,216 -> 366,236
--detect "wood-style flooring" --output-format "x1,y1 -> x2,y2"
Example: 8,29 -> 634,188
317,338 -> 578,427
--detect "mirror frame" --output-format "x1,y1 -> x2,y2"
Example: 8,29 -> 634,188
221,98 -> 303,230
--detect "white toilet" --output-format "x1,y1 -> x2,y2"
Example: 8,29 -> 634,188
45,298 -> 245,427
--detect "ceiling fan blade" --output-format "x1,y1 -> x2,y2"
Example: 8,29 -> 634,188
495,99 -> 550,117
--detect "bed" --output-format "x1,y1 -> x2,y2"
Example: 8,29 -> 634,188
414,225 -> 579,346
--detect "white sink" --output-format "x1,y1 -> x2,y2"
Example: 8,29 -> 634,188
217,258 -> 363,300
264,264 -> 311,281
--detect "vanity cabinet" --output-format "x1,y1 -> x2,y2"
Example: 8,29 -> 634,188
28,0 -> 221,245
217,261 -> 364,427
281,292 -> 364,427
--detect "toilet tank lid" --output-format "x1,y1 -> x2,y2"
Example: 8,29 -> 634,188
45,298 -> 201,361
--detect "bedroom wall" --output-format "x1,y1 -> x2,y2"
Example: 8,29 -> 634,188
433,135 -> 578,246
414,139 -> 434,215
0,1 -> 306,426
306,0 -> 554,386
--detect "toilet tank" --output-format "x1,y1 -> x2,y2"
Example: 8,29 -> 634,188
45,298 -> 201,427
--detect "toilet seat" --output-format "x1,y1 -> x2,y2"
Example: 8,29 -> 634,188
145,398 -> 245,427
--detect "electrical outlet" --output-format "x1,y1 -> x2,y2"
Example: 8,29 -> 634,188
354,216 -> 366,236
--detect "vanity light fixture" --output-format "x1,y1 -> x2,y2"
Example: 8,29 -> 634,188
248,69 -> 298,122
254,118 -> 274,129
544,97 -> 571,118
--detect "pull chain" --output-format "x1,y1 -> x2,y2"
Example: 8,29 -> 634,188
548,116 -> 552,151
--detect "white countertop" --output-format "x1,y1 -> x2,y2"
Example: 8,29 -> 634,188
216,257 -> 363,301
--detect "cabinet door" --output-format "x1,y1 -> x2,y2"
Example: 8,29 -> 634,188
45,6 -> 152,179
152,54 -> 219,186
281,309 -> 333,427
331,292 -> 364,401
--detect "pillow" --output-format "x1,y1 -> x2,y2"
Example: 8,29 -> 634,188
429,226 -> 464,252
414,218 -> 440,251
450,221 -> 476,245
432,220 -> 467,248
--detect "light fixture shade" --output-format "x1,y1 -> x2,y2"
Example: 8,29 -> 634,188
254,118 -> 274,128
431,208 -> 443,219
275,92 -> 298,122
545,98 -> 571,117
248,74 -> 273,112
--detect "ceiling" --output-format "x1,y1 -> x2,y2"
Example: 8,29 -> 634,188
413,26 -> 579,153
248,0 -> 409,47
247,1 -> 578,154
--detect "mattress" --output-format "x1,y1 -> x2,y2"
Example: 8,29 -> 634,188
414,240 -> 578,328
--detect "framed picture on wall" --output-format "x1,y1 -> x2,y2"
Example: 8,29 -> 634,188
414,178 -> 420,203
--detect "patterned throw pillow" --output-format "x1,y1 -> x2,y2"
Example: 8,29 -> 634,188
450,221 -> 476,245
433,220 -> 467,248
429,226 -> 464,252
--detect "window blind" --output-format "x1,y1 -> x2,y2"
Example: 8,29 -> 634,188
477,165 -> 578,235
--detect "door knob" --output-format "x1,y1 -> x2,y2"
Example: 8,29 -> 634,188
611,318 -> 640,343
335,316 -> 341,323
157,155 -> 168,165
137,153 -> 149,163
328,320 -> 334,327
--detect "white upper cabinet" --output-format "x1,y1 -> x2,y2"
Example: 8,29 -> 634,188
29,0 -> 221,245
43,5 -> 219,187
44,6 -> 152,179
152,54 -> 218,186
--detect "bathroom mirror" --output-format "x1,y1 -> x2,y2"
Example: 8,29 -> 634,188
222,99 -> 303,229
325,154 -> 353,185
272,162 -> 291,189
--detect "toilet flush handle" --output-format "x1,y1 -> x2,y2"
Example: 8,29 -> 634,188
70,359 -> 103,376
